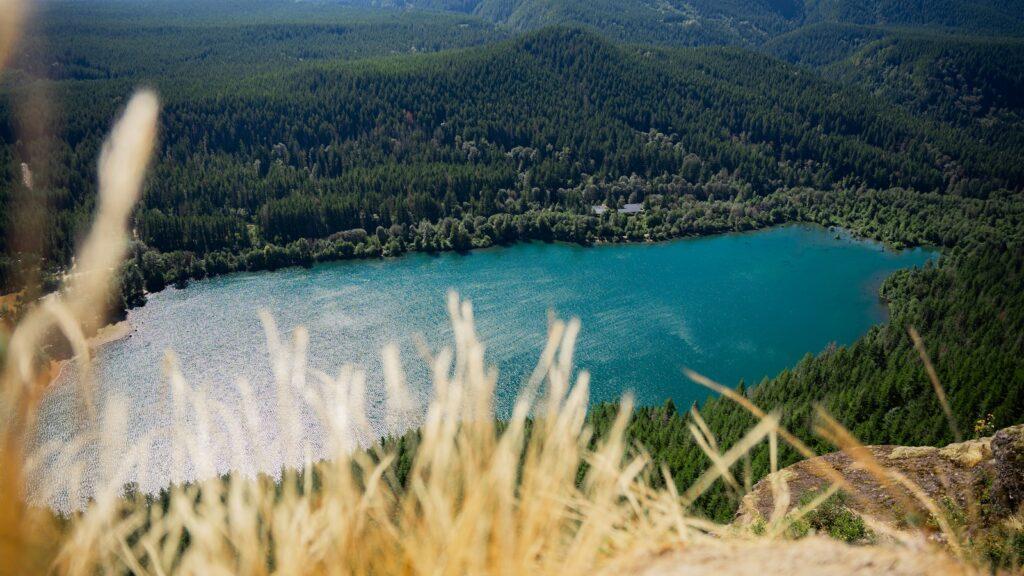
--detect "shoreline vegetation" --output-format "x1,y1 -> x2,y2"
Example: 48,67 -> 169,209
19,182 -> 1024,380
114,182 -> 1018,312
96,181 -> 1018,321
35,224 -> 930,420
130,219 -> 924,305
36,209 -> 912,377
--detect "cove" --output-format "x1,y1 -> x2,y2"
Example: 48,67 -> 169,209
31,225 -> 934,509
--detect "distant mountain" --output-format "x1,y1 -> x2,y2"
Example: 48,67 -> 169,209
355,0 -> 789,46
360,0 -> 1024,45
767,24 -> 1024,145
800,0 -> 1024,36
764,22 -> 890,66
832,34 -> 1024,136
10,1 -> 506,81
171,25 -> 1021,213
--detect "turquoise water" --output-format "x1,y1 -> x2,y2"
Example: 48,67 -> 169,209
32,225 -> 934,507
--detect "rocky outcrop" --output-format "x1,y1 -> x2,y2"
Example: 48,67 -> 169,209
992,424 -> 1024,511
736,425 -> 1024,528
602,430 -> 1024,576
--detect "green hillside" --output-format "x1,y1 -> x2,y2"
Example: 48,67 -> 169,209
5,27 -> 1021,289
25,0 -> 1024,54
764,22 -> 892,66
832,34 -> 1024,133
768,24 -> 1024,147
801,0 -> 1024,36
9,2 -> 505,82
381,0 -> 1024,45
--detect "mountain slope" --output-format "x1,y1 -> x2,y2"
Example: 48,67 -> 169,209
831,33 -> 1024,134
11,1 -> 505,82
4,27 -> 1022,268
375,0 -> 1024,46
767,24 -> 1024,149
801,0 -> 1024,36
764,22 -> 892,66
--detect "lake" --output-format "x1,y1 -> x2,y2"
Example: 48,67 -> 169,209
29,225 -> 935,509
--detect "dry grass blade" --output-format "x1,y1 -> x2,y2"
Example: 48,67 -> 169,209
1,89 -> 159,575
683,368 -> 856,497
681,414 -> 779,508
0,0 -> 26,72
766,429 -> 791,528
2,90 -> 159,412
683,368 -> 912,538
765,481 -> 842,539
687,408 -> 742,495
908,326 -> 962,442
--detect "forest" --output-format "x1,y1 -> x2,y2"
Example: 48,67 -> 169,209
355,0 -> 1024,46
767,25 -> 1024,136
3,21 -> 1023,303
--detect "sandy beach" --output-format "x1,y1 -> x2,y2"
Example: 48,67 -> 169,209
44,319 -> 133,387
87,319 -> 132,348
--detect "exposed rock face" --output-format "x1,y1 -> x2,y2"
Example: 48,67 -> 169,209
992,424 -> 1024,512
733,425 -> 1024,527
630,430 -> 1023,576
735,436 -> 996,526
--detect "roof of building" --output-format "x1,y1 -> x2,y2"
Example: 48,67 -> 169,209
591,203 -> 644,215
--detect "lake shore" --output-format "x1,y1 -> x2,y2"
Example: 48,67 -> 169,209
45,319 -> 133,388
88,319 -> 133,348
2,290 -> 133,388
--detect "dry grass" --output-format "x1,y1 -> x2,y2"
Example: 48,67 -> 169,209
0,0 -> 26,72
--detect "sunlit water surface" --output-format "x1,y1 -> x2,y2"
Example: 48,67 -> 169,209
30,225 -> 935,510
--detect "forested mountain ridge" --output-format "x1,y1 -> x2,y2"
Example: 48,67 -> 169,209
4,26 -> 1022,290
358,0 -> 1024,46
767,24 -> 1024,140
830,34 -> 1024,137
799,0 -> 1024,36
9,3 -> 504,82
13,3 -> 1023,151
